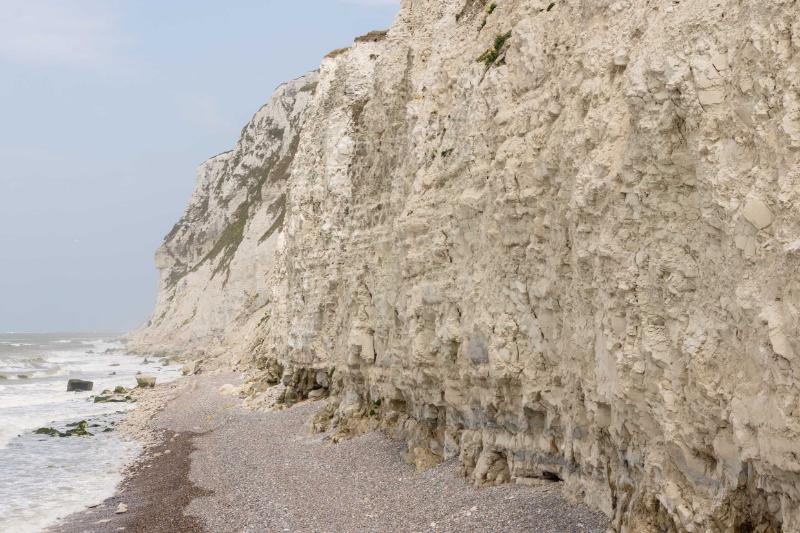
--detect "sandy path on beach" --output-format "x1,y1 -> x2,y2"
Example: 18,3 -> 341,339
51,374 -> 609,532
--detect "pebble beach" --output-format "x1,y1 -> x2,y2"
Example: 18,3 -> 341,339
50,373 -> 609,532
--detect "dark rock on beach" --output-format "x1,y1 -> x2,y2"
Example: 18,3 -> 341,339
94,386 -> 134,403
34,427 -> 63,437
34,421 -> 93,438
94,394 -> 133,403
67,379 -> 93,392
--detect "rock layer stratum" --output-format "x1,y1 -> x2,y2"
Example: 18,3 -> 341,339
130,1 -> 800,531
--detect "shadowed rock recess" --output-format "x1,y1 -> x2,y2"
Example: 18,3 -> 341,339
129,1 -> 800,531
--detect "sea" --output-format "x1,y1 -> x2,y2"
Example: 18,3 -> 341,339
0,333 -> 182,532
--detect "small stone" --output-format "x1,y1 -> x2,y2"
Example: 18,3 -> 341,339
218,383 -> 239,396
181,360 -> 202,376
315,370 -> 330,388
307,388 -> 326,400
115,503 -> 128,514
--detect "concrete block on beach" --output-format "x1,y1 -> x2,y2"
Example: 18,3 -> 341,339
66,379 -> 93,392
136,375 -> 156,388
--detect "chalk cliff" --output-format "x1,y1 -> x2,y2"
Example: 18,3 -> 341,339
131,1 -> 800,531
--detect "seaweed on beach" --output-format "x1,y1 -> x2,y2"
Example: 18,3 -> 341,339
33,420 -> 93,438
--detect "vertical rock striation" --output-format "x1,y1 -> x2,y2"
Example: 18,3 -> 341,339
132,1 -> 800,531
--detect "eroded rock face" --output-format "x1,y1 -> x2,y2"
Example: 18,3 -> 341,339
133,1 -> 800,531
128,72 -> 318,358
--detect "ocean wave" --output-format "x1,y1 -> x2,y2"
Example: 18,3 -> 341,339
81,339 -> 107,345
0,369 -> 67,380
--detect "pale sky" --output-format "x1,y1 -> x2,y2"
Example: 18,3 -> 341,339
0,0 -> 399,333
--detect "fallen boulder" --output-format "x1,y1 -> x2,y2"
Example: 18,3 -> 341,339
136,375 -> 156,388
67,379 -> 93,392
181,359 -> 203,376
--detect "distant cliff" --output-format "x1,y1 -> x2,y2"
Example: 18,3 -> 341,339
130,1 -> 800,531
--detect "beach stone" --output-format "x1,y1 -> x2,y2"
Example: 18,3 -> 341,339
94,394 -> 132,403
218,383 -> 240,396
181,359 -> 203,375
315,370 -> 330,389
308,388 -> 327,400
63,420 -> 93,437
67,379 -> 93,392
34,427 -> 63,437
136,375 -> 157,388
115,503 -> 128,514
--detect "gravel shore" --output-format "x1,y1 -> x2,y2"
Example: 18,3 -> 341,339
50,374 -> 609,532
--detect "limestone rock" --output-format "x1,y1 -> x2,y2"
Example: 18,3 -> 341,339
307,388 -> 326,401
135,376 -> 156,389
742,197 -> 774,229
218,383 -> 241,397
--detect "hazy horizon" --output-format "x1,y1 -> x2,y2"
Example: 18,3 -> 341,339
0,0 -> 399,333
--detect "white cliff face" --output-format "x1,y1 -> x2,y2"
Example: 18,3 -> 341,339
134,1 -> 800,531
129,73 -> 318,357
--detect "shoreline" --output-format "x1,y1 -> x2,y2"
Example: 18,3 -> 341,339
48,372 -> 250,533
45,375 -> 202,533
0,336 -> 185,533
49,373 -> 609,532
